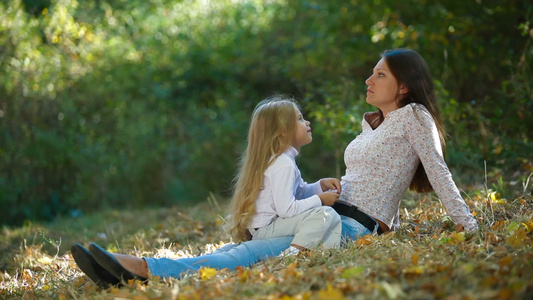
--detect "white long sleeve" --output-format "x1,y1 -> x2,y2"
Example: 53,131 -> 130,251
249,147 -> 322,229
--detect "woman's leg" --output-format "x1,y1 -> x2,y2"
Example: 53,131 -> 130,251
112,253 -> 150,278
87,217 -> 364,282
145,236 -> 293,279
340,216 -> 371,245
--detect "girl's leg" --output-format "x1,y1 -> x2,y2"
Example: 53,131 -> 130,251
320,207 -> 343,248
288,206 -> 341,249
145,236 -> 293,279
252,206 -> 342,249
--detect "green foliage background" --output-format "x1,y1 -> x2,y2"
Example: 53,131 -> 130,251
1,0 -> 531,226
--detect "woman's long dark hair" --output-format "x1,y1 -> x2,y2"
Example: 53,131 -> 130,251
381,48 -> 446,193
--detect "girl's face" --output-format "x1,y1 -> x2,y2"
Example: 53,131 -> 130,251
365,58 -> 408,116
291,107 -> 312,151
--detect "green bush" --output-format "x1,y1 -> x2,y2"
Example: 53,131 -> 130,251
1,0 -> 531,226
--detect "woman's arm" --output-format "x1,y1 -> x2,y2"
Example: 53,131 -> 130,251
405,105 -> 478,232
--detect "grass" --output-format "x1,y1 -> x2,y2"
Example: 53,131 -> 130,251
1,172 -> 532,299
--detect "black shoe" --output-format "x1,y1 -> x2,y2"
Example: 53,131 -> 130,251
88,243 -> 148,283
71,243 -> 122,289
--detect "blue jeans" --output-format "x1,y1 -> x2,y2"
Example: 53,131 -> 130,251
145,216 -> 372,279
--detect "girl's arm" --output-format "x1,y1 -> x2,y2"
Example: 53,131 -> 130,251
405,105 -> 478,232
293,175 -> 341,199
320,178 -> 342,193
294,176 -> 323,199
269,165 -> 322,218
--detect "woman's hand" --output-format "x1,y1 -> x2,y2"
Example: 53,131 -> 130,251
320,178 -> 342,194
318,191 -> 340,206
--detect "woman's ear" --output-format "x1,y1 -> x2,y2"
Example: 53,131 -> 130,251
399,84 -> 409,95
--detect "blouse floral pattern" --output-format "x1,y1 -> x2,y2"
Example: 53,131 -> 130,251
340,103 -> 478,232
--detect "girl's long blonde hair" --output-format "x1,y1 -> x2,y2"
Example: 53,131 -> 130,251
225,95 -> 299,242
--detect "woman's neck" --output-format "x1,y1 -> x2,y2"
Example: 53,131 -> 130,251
365,111 -> 382,129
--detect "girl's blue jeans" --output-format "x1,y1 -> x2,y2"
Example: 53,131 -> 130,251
145,216 -> 374,279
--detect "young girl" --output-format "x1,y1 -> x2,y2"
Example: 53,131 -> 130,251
225,96 -> 342,253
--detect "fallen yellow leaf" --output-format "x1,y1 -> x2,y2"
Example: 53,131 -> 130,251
439,232 -> 466,245
521,220 -> 533,232
403,265 -> 425,276
491,219 -> 507,231
356,234 -> 374,247
317,284 -> 345,300
505,227 -> 530,247
451,231 -> 466,244
37,256 -> 53,265
411,252 -> 419,266
200,267 -> 217,280
489,191 -> 506,204
239,269 -> 251,283
340,266 -> 364,279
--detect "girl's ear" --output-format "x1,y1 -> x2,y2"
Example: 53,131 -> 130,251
399,84 -> 409,95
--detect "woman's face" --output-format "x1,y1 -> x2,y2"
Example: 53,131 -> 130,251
365,58 -> 407,116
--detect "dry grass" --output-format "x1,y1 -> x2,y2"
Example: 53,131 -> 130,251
1,174 -> 532,299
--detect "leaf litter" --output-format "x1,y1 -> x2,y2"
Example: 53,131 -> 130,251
0,180 -> 532,299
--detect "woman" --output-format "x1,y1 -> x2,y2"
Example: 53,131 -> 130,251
335,48 -> 477,234
71,48 -> 477,287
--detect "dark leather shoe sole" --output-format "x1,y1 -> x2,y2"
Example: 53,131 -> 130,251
88,243 -> 148,283
71,243 -> 121,289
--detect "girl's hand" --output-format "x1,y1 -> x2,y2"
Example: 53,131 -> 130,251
319,191 -> 340,206
320,178 -> 342,193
